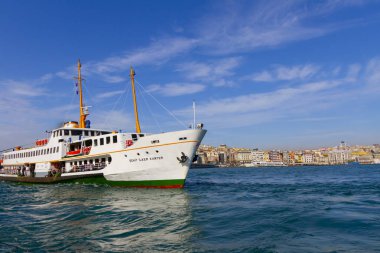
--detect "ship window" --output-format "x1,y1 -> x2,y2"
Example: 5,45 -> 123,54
89,159 -> 93,164
74,161 -> 77,165
108,157 -> 112,163
94,139 -> 98,146
70,162 -> 73,166
95,159 -> 99,163
56,147 -> 59,153
139,134 -> 145,137
156,150 -> 159,153
84,160 -> 87,165
64,130 -> 70,136
137,153 -> 140,156
84,140 -> 92,147
100,138 -> 104,145
131,134 -> 138,141
84,131 -> 89,136
106,137 -> 111,144
179,137 -> 187,140
79,161 -> 82,165
151,140 -> 159,144
101,158 -> 106,163
113,136 -> 117,143
71,130 -> 81,136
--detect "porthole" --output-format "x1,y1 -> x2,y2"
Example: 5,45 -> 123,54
137,153 -> 140,156
156,150 -> 159,153
146,151 -> 149,154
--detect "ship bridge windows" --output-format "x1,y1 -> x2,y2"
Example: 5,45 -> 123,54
84,131 -> 89,136
113,135 -> 118,143
69,143 -> 81,152
131,134 -> 138,141
71,130 -> 82,136
64,130 -> 70,136
84,139 -> 92,147
106,137 -> 111,144
100,138 -> 104,146
94,139 -> 98,146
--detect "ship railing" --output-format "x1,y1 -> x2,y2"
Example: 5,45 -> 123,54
65,162 -> 107,173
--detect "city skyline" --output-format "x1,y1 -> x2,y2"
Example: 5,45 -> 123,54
1,0 -> 380,150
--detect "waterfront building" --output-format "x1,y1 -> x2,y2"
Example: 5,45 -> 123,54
269,151 -> 282,162
328,150 -> 350,164
263,151 -> 270,162
251,150 -> 265,162
294,152 -> 303,164
302,152 -> 314,164
234,149 -> 253,164
356,155 -> 374,164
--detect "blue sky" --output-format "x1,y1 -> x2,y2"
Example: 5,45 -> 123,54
1,0 -> 380,150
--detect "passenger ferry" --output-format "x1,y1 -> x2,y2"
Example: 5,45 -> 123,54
0,61 -> 206,188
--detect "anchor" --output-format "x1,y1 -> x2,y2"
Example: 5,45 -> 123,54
177,152 -> 188,164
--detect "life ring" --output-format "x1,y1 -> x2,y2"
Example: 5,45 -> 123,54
126,140 -> 133,147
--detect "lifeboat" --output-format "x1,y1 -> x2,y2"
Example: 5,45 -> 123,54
67,150 -> 81,156
36,139 -> 48,146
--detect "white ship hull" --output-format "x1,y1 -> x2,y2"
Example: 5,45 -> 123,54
103,129 -> 206,187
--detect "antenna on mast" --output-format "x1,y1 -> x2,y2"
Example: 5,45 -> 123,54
193,100 -> 196,129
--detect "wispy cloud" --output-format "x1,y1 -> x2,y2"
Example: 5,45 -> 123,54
176,57 -> 241,87
365,57 -> 380,85
244,64 -> 319,82
89,37 -> 198,75
196,0 -> 367,54
146,82 -> 205,96
175,57 -> 380,129
96,90 -> 125,99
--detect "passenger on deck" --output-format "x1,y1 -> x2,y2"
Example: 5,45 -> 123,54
71,165 -> 78,172
25,165 -> 30,177
30,166 -> 35,177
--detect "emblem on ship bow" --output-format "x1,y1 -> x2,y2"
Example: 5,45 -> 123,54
177,152 -> 189,164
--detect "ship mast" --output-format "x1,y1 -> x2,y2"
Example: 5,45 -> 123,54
130,66 -> 141,133
77,59 -> 88,128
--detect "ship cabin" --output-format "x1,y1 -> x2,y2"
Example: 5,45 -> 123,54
0,120 -> 148,177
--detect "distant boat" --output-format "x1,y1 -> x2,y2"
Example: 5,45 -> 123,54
0,60 -> 206,188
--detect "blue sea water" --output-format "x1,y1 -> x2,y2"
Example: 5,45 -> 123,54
1,165 -> 380,252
